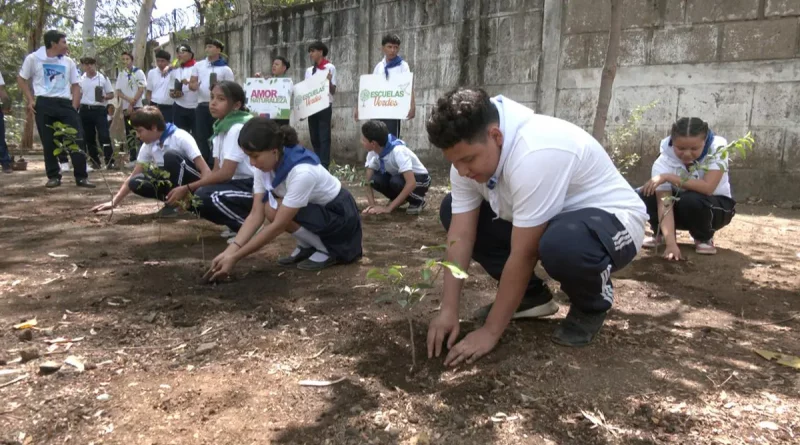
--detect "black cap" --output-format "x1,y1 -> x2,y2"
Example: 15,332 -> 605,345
177,44 -> 193,55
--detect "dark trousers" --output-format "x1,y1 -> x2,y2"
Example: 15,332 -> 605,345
34,97 -> 88,180
154,103 -> 174,124
637,189 -> 735,242
128,151 -> 200,200
194,104 -> 214,166
308,105 -> 332,169
440,195 -> 638,313
194,178 -> 254,232
0,108 -> 10,166
370,171 -> 431,206
123,107 -> 141,162
80,105 -> 112,166
173,104 -> 195,136
379,119 -> 401,138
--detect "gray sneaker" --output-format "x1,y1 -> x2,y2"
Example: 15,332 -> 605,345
406,200 -> 427,215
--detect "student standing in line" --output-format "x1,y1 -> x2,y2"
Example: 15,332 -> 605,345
638,117 -> 736,259
254,56 -> 293,127
360,120 -> 430,215
78,57 -> 115,170
170,44 -> 200,137
115,51 -> 147,167
90,106 -> 211,217
204,119 -> 362,282
147,49 -> 175,124
304,41 -> 336,169
192,38 -> 235,166
164,81 -> 253,240
17,29 -> 95,188
355,34 -> 416,137
0,72 -> 12,174
424,88 -> 648,366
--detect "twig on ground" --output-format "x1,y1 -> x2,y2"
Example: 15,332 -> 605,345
0,374 -> 29,388
308,346 -> 328,359
299,376 -> 347,387
746,313 -> 799,327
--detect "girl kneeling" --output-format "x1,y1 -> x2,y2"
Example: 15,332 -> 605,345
205,119 -> 362,281
638,117 -> 735,259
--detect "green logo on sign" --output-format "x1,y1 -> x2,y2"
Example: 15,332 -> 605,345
359,89 -> 371,104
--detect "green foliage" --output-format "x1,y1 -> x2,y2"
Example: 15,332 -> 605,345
607,101 -> 658,176
3,111 -> 25,147
329,160 -> 364,185
49,121 -> 81,156
139,163 -> 173,191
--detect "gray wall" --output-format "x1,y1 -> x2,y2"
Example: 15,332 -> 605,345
180,0 -> 800,201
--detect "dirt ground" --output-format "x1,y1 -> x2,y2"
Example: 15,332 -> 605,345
1,160 -> 799,445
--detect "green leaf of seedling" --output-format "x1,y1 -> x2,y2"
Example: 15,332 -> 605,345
437,261 -> 468,279
420,244 -> 447,251
388,268 -> 404,279
53,148 -> 62,156
64,127 -> 78,135
421,268 -> 432,282
424,259 -> 436,269
415,282 -> 434,290
366,268 -> 388,281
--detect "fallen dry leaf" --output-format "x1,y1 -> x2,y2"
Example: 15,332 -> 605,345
758,421 -> 780,431
299,377 -> 347,387
48,252 -> 69,258
755,349 -> 800,369
65,356 -> 85,372
13,319 -> 37,330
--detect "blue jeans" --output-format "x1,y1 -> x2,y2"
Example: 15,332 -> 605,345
0,108 -> 11,166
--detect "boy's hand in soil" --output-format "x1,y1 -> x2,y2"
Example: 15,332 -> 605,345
166,185 -> 189,207
204,252 -> 237,282
663,243 -> 682,261
365,205 -> 391,215
642,175 -> 668,196
91,201 -> 114,213
443,327 -> 500,367
427,309 -> 460,359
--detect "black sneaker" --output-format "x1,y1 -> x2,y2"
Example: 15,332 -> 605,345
297,255 -> 338,271
551,306 -> 608,347
76,178 -> 96,188
277,246 -> 316,266
45,178 -> 62,188
474,286 -> 559,321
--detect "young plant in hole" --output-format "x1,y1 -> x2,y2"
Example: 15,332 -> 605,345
136,162 -> 173,241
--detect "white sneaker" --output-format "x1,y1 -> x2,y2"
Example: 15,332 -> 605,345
124,161 -> 137,169
695,239 -> 717,255
86,165 -> 94,173
60,162 -> 71,172
220,228 -> 236,238
642,234 -> 663,249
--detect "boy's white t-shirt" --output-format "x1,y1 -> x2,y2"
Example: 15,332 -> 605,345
0,72 -> 4,85
304,63 -> 337,104
212,123 -> 253,180
365,145 -> 428,175
79,72 -> 114,106
450,101 -> 648,252
253,163 -> 341,209
170,66 -> 199,109
147,68 -> 175,106
115,68 -> 147,109
19,47 -> 79,99
136,127 -> 202,167
652,136 -> 732,198
372,57 -> 411,79
195,59 -> 235,103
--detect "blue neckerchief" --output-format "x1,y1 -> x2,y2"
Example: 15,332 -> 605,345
126,67 -> 140,79
210,58 -> 228,67
159,123 -> 177,146
271,145 -> 320,189
694,130 -> 715,164
487,178 -> 497,190
379,134 -> 405,173
384,56 -> 403,78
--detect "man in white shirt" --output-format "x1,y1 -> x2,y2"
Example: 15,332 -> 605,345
169,44 -> 200,139
0,72 -> 12,173
17,30 -> 95,188
191,38 -> 235,166
425,88 -> 648,366
146,49 -> 175,124
78,57 -> 115,170
304,41 -> 336,169
115,51 -> 147,166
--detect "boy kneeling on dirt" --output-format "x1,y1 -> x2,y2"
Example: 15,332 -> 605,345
360,120 -> 431,215
90,106 -> 211,217
425,88 -> 648,366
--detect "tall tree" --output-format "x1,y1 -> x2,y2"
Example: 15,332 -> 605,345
591,0 -> 623,144
132,0 -> 155,69
21,0 -> 48,149
82,0 -> 98,56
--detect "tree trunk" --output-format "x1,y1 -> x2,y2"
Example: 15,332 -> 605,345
132,0 -> 156,70
82,0 -> 98,56
591,0 -> 623,144
238,0 -> 252,77
21,0 -> 47,149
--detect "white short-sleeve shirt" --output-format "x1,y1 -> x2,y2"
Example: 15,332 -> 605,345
136,127 -> 202,167
304,63 -> 337,104
449,101 -> 648,251
254,163 -> 341,209
115,68 -> 147,109
147,68 -> 174,106
19,49 -> 79,99
372,58 -> 411,79
651,136 -> 732,198
170,66 -> 199,109
365,145 -> 428,175
79,73 -> 114,106
0,72 -> 5,86
212,124 -> 253,180
195,59 -> 235,103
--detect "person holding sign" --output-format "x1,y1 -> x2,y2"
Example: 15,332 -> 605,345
165,81 -> 254,239
116,51 -> 147,167
304,41 -> 336,169
361,120 -> 430,215
170,45 -> 199,138
78,57 -> 115,170
193,38 -> 235,166
253,56 -> 292,126
204,119 -> 362,281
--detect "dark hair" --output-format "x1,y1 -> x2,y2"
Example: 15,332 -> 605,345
238,118 -> 300,153
130,106 -> 166,132
155,49 -> 171,61
307,41 -> 329,57
177,44 -> 194,56
426,88 -> 499,150
381,33 -> 401,46
274,56 -> 290,70
79,57 -> 97,65
43,30 -> 66,49
205,38 -> 224,52
671,117 -> 709,140
212,80 -> 247,111
361,120 -> 389,146
121,51 -> 133,59
107,103 -> 115,111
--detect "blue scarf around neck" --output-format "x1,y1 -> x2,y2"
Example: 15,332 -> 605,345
159,123 -> 177,146
384,56 -> 403,78
695,130 -> 715,164
271,145 -> 320,188
379,134 -> 405,173
210,58 -> 228,67
126,67 -> 140,79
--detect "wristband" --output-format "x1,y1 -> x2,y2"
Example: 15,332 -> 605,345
232,241 -> 242,249
186,183 -> 193,193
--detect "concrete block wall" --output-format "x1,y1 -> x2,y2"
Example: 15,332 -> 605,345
554,0 -> 800,199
